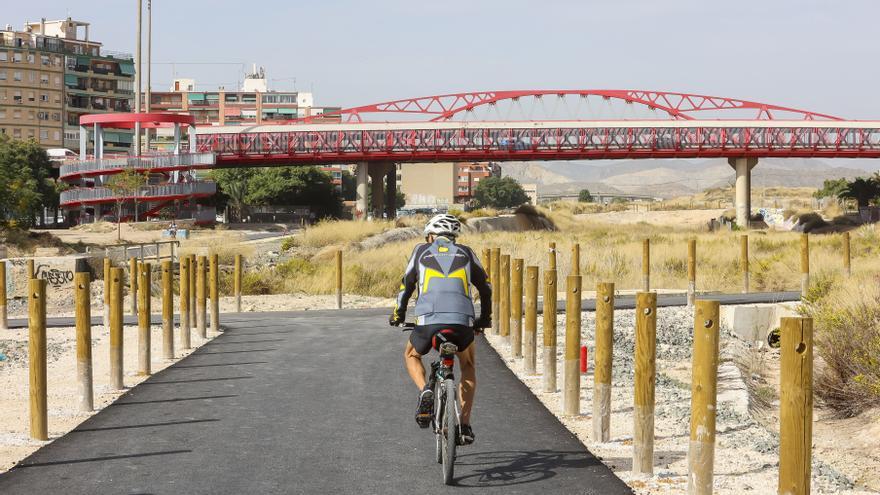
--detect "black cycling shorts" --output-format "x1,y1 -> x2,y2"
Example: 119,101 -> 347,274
409,324 -> 474,356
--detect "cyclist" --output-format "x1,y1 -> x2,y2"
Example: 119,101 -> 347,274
389,214 -> 491,446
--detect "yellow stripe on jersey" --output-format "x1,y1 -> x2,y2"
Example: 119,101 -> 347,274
422,267 -> 469,296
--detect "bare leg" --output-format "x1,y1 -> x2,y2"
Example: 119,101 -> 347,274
404,341 -> 427,390
457,343 -> 477,424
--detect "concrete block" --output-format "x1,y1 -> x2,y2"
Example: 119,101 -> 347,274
3,255 -> 94,299
720,302 -> 800,343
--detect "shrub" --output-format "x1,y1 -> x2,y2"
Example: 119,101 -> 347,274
800,275 -> 880,417
280,236 -> 298,251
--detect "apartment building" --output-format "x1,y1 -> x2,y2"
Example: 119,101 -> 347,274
400,162 -> 499,207
0,18 -> 135,152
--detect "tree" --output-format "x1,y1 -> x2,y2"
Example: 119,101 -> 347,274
210,168 -> 256,222
106,169 -> 149,241
838,177 -> 880,208
472,176 -> 530,209
813,178 -> 848,199
0,135 -> 56,228
245,166 -> 342,218
578,189 -> 594,203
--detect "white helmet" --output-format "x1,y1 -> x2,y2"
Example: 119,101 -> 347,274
424,214 -> 462,238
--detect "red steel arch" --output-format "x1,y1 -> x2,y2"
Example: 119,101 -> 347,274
301,90 -> 843,123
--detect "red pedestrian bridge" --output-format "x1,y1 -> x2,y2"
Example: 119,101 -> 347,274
60,89 -> 880,225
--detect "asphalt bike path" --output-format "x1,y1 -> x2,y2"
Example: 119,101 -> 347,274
0,309 -> 633,494
6,290 -> 802,329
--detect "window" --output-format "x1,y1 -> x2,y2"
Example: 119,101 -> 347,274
40,129 -> 48,140
0,71 -> 5,81
41,55 -> 50,66
0,110 -> 5,119
13,53 -> 22,63
0,52 -> 6,62
54,75 -> 61,86
40,74 -> 49,85
28,71 -> 35,82
54,56 -> 62,66
40,94 -> 49,102
13,110 -> 21,119
28,91 -> 35,102
13,91 -> 22,103
52,112 -> 60,121
37,111 -> 49,120
53,131 -> 60,141
13,128 -> 21,138
26,53 -> 34,63
27,129 -> 34,139
28,111 -> 35,120
13,71 -> 22,81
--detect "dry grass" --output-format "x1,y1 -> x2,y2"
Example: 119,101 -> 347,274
801,273 -> 880,417
282,219 -> 394,250
178,232 -> 255,265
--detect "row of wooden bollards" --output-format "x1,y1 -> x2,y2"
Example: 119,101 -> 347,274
483,243 -> 816,495
25,253 -> 245,441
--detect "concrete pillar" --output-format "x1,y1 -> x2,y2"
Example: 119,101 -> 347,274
95,124 -> 104,160
385,163 -> 397,220
189,125 -> 197,153
355,163 -> 369,221
173,123 -> 181,155
79,125 -> 87,159
369,164 -> 385,220
728,157 -> 758,229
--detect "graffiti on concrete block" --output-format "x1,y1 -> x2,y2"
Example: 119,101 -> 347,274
35,264 -> 75,287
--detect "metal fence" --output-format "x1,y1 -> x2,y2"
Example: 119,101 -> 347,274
60,182 -> 217,205
59,152 -> 216,178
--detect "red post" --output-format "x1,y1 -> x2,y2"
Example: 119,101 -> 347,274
580,345 -> 588,374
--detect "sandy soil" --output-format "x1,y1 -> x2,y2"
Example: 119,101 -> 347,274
0,322 -> 215,473
485,306 -> 878,494
577,208 -> 725,228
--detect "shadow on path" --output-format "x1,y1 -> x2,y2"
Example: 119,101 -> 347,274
17,450 -> 191,468
453,449 -> 607,488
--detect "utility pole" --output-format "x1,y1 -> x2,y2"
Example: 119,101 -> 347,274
134,0 -> 142,156
145,0 -> 152,149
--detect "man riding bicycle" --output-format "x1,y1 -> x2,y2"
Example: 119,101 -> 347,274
389,214 -> 492,446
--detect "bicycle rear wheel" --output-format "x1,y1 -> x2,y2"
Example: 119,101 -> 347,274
434,383 -> 442,464
441,379 -> 457,485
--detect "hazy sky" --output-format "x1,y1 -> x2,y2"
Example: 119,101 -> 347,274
6,0 -> 879,117
6,1 -> 879,172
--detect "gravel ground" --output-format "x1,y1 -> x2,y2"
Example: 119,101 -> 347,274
486,305 -> 868,494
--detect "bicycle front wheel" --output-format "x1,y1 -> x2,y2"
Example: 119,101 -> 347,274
441,379 -> 457,485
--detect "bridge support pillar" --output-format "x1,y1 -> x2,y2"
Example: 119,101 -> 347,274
385,163 -> 397,220
355,163 -> 369,221
369,164 -> 386,219
729,157 -> 758,229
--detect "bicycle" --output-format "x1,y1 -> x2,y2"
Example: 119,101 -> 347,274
401,323 -> 463,485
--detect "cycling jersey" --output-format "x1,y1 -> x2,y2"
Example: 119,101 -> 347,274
394,236 -> 491,327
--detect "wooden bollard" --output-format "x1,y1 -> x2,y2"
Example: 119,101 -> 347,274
549,242 -> 557,270
335,250 -> 343,309
800,234 -> 810,295
741,234 -> 750,294
633,291 -> 657,476
642,239 -> 651,292
28,278 -> 48,440
563,275 -> 581,416
593,282 -> 615,442
129,256 -> 138,316
26,258 -> 35,279
180,256 -> 191,350
210,253 -> 220,334
137,262 -> 151,376
843,232 -> 851,278
688,300 -> 720,495
109,267 -> 124,390
524,266 -> 538,374
196,256 -> 207,339
490,248 -> 501,334
481,248 -> 491,280
75,272 -> 93,412
687,239 -> 697,308
103,258 -> 111,327
189,254 -> 197,328
542,269 -> 558,393
234,254 -> 243,313
510,258 -> 524,357
779,317 -> 814,495
162,260 -> 174,360
571,243 -> 580,276
0,260 -> 7,331
500,254 -> 511,337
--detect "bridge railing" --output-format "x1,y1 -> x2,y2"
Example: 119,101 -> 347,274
197,125 -> 880,159
59,152 -> 216,179
60,182 -> 217,205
